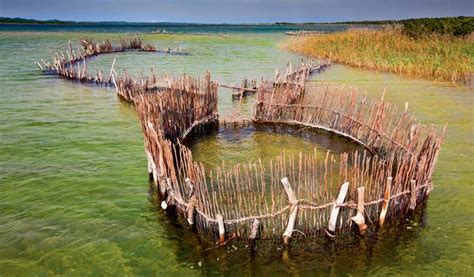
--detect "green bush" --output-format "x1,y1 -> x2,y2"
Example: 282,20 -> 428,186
400,17 -> 474,37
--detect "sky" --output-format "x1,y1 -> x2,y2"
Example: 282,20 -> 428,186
0,0 -> 472,23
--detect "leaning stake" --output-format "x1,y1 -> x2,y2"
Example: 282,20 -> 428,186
327,182 -> 349,237
281,177 -> 298,244
379,177 -> 392,227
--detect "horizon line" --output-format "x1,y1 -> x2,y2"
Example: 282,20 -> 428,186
2,15 -> 472,25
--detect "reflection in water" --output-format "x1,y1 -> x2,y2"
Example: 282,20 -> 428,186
171,121 -> 430,274
154,187 -> 429,275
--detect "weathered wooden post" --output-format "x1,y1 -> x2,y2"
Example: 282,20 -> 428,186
327,182 -> 349,237
146,121 -> 161,191
281,177 -> 298,244
186,178 -> 197,225
379,177 -> 392,227
35,62 -> 44,71
351,186 -> 367,234
249,219 -> 260,242
110,58 -> 118,88
145,150 -> 157,186
216,214 -> 225,244
284,206 -> 298,245
409,180 -> 417,210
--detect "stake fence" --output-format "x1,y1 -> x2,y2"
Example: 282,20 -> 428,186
35,39 -> 446,245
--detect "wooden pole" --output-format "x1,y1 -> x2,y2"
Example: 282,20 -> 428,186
327,182 -> 349,237
283,205 -> 298,244
217,214 -> 225,243
35,62 -> 44,71
409,180 -> 417,210
379,177 -> 392,227
249,219 -> 260,241
281,177 -> 297,204
145,150 -> 158,187
186,178 -> 196,225
219,84 -> 258,92
281,177 -> 298,244
109,57 -> 116,79
351,187 -> 367,234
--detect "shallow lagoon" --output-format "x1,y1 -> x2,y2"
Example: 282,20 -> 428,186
0,26 -> 472,275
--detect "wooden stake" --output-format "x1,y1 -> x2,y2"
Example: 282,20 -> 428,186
409,180 -> 417,210
145,150 -> 157,184
35,62 -> 44,71
281,177 -> 297,204
186,178 -> 196,225
379,177 -> 392,227
283,205 -> 298,244
249,219 -> 260,241
351,187 -> 367,234
217,214 -> 225,243
109,57 -> 116,79
281,177 -> 298,244
327,182 -> 349,237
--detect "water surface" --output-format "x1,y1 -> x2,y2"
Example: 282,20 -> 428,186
0,26 -> 472,275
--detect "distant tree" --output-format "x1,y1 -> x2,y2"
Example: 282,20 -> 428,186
400,17 -> 474,37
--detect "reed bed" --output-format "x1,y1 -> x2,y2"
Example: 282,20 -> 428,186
282,29 -> 473,85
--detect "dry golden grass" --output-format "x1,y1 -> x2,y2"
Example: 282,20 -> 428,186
283,29 -> 473,85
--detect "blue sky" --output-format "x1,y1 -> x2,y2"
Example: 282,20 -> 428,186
0,0 -> 472,23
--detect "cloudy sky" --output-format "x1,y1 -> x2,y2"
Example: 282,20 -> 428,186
0,0 -> 472,23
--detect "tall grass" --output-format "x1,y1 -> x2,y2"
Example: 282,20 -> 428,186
283,29 -> 473,85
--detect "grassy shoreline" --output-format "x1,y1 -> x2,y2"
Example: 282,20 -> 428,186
283,29 -> 473,86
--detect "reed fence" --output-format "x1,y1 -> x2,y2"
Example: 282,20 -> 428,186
220,61 -> 331,101
35,40 -> 445,245
132,65 -> 445,245
35,38 -> 188,86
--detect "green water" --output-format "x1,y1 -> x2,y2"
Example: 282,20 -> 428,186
0,31 -> 472,275
189,123 -> 365,169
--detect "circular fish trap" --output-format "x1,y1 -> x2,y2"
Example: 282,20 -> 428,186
35,38 -> 446,246
132,72 -> 446,246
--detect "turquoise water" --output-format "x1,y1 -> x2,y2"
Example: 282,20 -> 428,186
0,23 -> 359,34
0,26 -> 472,275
